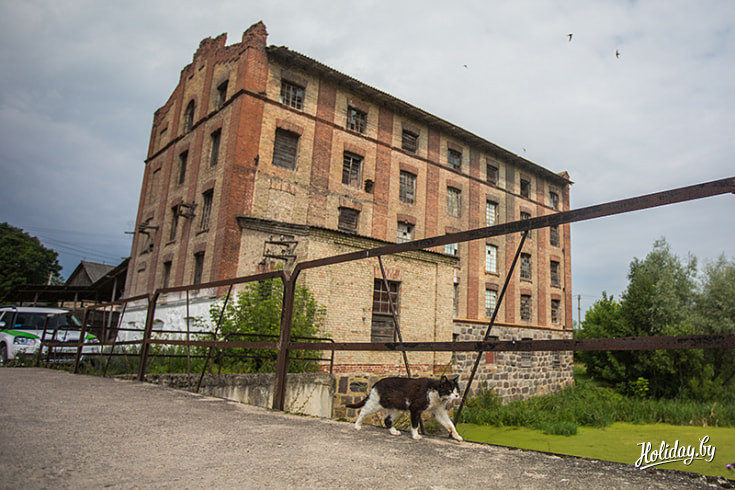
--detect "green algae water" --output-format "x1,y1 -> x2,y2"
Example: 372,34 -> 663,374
458,422 -> 735,478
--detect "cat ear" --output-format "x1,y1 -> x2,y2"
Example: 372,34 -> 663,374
440,375 -> 448,382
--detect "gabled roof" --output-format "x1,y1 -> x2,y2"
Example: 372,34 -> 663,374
66,261 -> 116,287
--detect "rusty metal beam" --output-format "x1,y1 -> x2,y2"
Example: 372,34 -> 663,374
293,177 -> 734,274
286,334 -> 735,352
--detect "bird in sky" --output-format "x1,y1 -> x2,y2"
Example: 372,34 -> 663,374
616,49 -> 621,58
568,33 -> 573,42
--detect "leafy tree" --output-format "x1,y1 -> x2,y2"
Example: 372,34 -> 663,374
578,239 -> 703,398
688,255 -> 735,400
0,223 -> 62,301
210,278 -> 326,373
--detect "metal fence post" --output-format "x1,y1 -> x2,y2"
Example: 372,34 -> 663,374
137,293 -> 159,381
273,270 -> 297,411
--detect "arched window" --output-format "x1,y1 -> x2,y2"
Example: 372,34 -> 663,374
183,100 -> 195,133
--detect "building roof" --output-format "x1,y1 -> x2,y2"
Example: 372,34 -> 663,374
267,45 -> 572,186
66,261 -> 117,287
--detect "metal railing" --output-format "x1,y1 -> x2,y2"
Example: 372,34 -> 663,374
44,177 -> 734,420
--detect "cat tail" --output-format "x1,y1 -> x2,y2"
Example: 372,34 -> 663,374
346,397 -> 367,409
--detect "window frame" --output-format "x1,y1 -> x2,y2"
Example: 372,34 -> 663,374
447,148 -> 462,171
399,170 -> 416,204
342,152 -> 363,188
347,106 -> 367,133
200,190 -> 213,231
280,80 -> 304,110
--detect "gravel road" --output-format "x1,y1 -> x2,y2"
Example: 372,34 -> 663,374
0,368 -> 728,489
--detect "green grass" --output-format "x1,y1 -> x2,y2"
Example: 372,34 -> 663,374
460,366 -> 735,434
458,422 -> 735,478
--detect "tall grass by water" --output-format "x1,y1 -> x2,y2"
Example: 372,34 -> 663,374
460,366 -> 735,436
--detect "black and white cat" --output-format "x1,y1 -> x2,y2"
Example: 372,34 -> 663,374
346,375 -> 463,441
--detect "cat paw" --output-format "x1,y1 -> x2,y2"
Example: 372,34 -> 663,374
354,423 -> 362,431
452,433 -> 463,442
389,427 -> 401,436
411,433 -> 422,440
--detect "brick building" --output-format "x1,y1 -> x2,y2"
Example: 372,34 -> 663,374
125,22 -> 573,393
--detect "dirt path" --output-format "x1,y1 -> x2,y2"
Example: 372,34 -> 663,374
0,368 -> 727,489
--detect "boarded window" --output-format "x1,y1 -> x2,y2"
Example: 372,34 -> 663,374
338,207 -> 359,233
399,171 -> 416,204
273,128 -> 299,169
447,187 -> 461,217
401,129 -> 418,153
347,107 -> 367,133
487,163 -> 498,185
521,336 -> 532,366
342,152 -> 362,188
371,279 -> 399,342
280,80 -> 304,110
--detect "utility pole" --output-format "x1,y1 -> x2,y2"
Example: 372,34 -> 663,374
577,294 -> 582,329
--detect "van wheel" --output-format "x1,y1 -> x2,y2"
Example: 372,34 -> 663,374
0,343 -> 7,366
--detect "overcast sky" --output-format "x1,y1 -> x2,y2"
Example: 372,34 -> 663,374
1,0 -> 733,319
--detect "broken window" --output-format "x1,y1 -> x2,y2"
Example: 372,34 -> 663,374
183,100 -> 195,133
520,178 -> 531,198
347,107 -> 367,133
371,279 -> 399,342
448,148 -> 462,171
193,252 -> 205,285
200,190 -> 213,231
280,80 -> 304,110
485,288 -> 497,318
486,244 -> 498,273
551,299 -> 561,325
550,260 -> 560,287
520,253 -> 532,281
397,221 -> 413,243
399,171 -> 416,204
216,80 -> 228,109
342,152 -> 362,188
